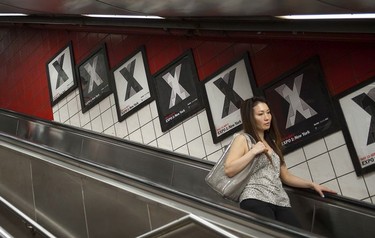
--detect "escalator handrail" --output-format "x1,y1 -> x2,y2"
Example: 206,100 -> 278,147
0,195 -> 56,238
137,214 -> 241,238
0,108 -> 212,168
284,185 -> 375,212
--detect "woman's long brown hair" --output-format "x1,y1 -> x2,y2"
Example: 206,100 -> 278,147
240,96 -> 285,165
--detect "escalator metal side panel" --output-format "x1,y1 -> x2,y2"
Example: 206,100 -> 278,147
0,141 -> 188,238
0,199 -> 30,238
288,192 -> 316,232
31,159 -> 88,238
83,176 -> 187,237
171,161 -> 236,206
0,196 -> 45,238
16,119 -> 82,157
0,114 -> 18,136
0,226 -> 13,238
288,190 -> 375,238
0,196 -> 54,238
80,137 -> 175,186
312,201 -> 375,238
79,135 -> 232,205
0,139 -> 317,238
137,214 -> 241,238
0,146 -> 35,219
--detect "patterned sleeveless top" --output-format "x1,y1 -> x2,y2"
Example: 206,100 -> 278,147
239,149 -> 291,207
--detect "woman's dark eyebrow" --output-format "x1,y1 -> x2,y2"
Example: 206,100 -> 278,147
256,109 -> 270,113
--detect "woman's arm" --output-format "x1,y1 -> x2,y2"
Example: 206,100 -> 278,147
280,165 -> 337,197
224,134 -> 266,177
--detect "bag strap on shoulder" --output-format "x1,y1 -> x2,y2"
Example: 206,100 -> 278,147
233,132 -> 256,150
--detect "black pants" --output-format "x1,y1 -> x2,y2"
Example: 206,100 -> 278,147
240,199 -> 301,228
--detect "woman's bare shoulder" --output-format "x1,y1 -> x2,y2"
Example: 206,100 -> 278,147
232,133 -> 249,146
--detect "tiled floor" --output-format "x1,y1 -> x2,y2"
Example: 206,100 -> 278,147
53,89 -> 375,204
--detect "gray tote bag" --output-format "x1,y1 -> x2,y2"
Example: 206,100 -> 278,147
205,133 -> 257,202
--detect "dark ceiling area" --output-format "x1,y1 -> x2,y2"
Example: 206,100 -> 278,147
0,0 -> 375,17
0,0 -> 375,40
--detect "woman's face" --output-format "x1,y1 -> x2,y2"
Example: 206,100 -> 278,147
252,102 -> 272,133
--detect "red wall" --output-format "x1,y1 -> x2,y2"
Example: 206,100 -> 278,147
0,27 -> 375,120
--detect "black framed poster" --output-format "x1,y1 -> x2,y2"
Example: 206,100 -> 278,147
262,56 -> 339,153
335,77 -> 375,175
77,43 -> 112,113
152,49 -> 203,132
202,53 -> 258,143
46,41 -> 77,106
110,46 -> 154,121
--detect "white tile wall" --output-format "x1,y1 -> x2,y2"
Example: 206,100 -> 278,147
202,131 -> 222,156
91,115 -> 103,133
59,104 -> 69,123
330,145 -> 355,176
53,89 -> 375,204
308,153 -> 336,184
338,172 -> 369,200
126,113 -> 140,134
157,133 -> 173,151
53,110 -> 60,122
101,108 -> 114,130
170,125 -> 187,150
114,121 -> 128,138
207,149 -> 224,163
288,162 -> 312,181
188,136 -> 206,159
138,105 -> 152,127
79,110 -> 90,127
303,139 -> 327,159
174,145 -> 189,156
153,117 -> 163,138
324,131 -> 346,150
104,125 -> 116,137
285,148 -> 306,167
197,111 -> 210,134
89,104 -> 100,120
141,121 -> 156,145
69,113 -> 80,127
129,129 -> 143,144
183,116 -> 201,142
364,172 -> 375,196
67,97 -> 79,116
82,122 -> 91,130
99,97 -> 111,114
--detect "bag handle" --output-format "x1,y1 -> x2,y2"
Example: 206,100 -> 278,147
241,133 -> 256,151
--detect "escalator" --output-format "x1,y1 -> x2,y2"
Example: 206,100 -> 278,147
0,109 -> 374,237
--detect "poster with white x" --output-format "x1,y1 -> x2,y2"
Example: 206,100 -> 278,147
152,50 -> 203,132
111,46 -> 153,121
77,43 -> 112,113
46,42 -> 77,106
337,77 -> 375,175
202,54 -> 257,143
262,56 -> 339,153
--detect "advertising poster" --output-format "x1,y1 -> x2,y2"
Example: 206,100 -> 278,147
46,42 -> 77,106
202,53 -> 257,143
152,49 -> 203,132
77,43 -> 112,113
111,46 -> 153,121
336,77 -> 375,175
262,56 -> 339,153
